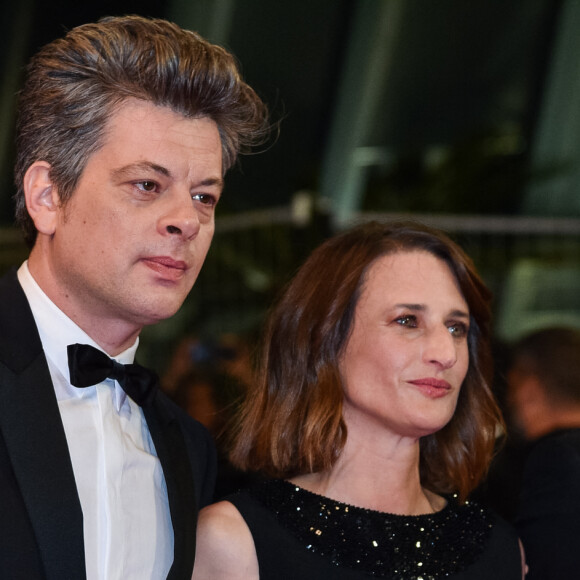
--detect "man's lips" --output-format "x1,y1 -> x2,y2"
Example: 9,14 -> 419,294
142,257 -> 188,280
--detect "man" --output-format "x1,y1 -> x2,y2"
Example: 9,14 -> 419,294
0,15 -> 269,580
507,326 -> 580,580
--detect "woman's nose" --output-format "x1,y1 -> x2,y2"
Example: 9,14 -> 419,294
423,328 -> 458,369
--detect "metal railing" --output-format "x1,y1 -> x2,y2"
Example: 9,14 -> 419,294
2,208 -> 579,346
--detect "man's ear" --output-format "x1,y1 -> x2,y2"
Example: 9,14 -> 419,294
23,161 -> 60,235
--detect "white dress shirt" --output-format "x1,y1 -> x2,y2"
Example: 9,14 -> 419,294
18,262 -> 173,579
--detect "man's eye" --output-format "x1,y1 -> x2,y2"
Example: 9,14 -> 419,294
136,181 -> 157,192
395,315 -> 417,327
192,193 -> 217,207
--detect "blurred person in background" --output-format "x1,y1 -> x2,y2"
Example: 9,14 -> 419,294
171,362 -> 244,499
193,221 -> 525,579
164,334 -> 260,498
507,326 -> 580,580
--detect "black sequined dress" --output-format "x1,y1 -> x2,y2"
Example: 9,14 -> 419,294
227,479 -> 522,579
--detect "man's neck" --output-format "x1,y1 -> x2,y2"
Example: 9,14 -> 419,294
24,255 -> 141,356
527,407 -> 580,440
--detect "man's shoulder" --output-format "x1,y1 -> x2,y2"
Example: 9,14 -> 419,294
0,267 -> 30,317
533,428 -> 580,455
524,428 -> 580,483
0,267 -> 22,298
151,388 -> 218,505
0,267 -> 42,371
153,388 -> 215,443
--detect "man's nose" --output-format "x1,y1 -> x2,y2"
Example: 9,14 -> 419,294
158,192 -> 201,240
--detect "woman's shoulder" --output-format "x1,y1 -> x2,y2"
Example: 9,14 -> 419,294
465,503 -> 524,578
193,500 -> 259,580
198,500 -> 249,535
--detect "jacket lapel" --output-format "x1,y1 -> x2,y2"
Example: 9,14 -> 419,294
143,395 -> 198,580
0,270 -> 86,579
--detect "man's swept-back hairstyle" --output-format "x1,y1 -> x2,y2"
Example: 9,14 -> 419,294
229,220 -> 502,502
14,15 -> 270,247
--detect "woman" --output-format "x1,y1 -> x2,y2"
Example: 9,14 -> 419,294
193,221 -> 525,579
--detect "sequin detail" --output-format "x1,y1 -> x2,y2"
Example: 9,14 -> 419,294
249,479 -> 493,579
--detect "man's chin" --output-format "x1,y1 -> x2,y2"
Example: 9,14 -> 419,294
133,298 -> 189,328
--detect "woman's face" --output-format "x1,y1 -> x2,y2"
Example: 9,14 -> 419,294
339,250 -> 470,442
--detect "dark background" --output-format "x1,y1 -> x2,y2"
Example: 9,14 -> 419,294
0,0 -> 578,370
0,0 -> 564,219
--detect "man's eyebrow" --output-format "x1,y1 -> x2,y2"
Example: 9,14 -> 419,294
199,176 -> 225,191
110,162 -> 224,190
111,161 -> 170,179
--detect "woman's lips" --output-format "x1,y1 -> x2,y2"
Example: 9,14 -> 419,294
142,257 -> 188,281
408,378 -> 452,398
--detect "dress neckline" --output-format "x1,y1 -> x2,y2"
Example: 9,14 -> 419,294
285,479 -> 449,518
246,478 -> 492,579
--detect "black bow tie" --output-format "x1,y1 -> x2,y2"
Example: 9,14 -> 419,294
67,343 -> 158,407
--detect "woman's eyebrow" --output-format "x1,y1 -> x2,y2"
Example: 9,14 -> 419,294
394,303 -> 425,311
394,304 -> 470,319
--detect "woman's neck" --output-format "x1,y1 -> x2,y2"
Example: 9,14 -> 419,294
291,432 -> 445,515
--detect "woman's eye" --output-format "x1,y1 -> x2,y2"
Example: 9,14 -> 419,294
448,323 -> 468,338
395,315 -> 417,327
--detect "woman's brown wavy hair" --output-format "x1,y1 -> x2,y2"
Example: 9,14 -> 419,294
229,220 -> 502,501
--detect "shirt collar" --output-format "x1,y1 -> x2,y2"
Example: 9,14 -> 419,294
17,261 -> 139,406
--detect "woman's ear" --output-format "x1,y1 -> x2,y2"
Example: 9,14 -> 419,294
23,161 -> 60,235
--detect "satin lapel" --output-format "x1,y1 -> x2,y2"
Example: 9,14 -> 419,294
0,270 -> 85,579
143,396 -> 198,580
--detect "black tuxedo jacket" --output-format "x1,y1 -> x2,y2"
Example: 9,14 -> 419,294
515,428 -> 580,580
0,269 -> 217,579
